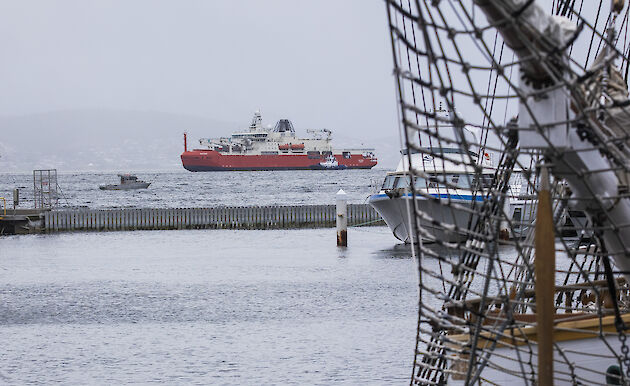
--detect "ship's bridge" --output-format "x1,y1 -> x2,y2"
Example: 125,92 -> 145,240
232,132 -> 268,140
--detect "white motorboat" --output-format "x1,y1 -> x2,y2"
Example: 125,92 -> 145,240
369,147 -> 534,243
99,174 -> 150,191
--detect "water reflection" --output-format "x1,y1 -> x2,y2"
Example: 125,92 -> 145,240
373,242 -> 414,259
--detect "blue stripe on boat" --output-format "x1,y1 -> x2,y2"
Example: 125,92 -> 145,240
369,193 -> 485,202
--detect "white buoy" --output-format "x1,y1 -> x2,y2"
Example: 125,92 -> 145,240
336,189 -> 347,246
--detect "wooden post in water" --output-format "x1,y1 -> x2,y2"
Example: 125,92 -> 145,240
336,189 -> 347,246
535,166 -> 555,386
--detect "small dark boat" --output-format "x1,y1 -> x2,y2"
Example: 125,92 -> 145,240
99,174 -> 150,190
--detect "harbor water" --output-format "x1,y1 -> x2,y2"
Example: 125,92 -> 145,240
1,170 -> 419,383
0,170 -> 387,209
1,205 -> 417,384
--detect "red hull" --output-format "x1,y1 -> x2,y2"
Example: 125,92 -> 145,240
181,150 -> 377,171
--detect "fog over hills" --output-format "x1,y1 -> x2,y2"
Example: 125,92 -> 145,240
0,1 -> 401,174
0,109 -> 234,172
0,109 -> 401,173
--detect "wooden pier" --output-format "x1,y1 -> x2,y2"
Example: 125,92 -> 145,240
40,204 -> 383,233
0,208 -> 48,235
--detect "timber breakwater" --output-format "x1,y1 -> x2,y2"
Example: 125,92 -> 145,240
0,204 -> 383,235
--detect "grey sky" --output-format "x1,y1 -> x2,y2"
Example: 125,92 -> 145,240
1,1 -> 400,170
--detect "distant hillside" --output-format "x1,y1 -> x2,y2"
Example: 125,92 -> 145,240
0,109 -> 238,172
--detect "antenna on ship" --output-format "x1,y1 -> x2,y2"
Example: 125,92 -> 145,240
183,132 -> 187,152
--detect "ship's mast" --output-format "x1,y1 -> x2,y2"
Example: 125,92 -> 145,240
249,110 -> 262,131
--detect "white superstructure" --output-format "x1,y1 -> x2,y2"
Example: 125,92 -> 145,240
197,111 -> 374,158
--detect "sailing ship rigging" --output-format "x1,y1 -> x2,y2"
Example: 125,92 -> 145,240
384,0 -> 630,384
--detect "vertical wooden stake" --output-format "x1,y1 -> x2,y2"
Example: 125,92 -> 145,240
535,166 -> 555,386
336,189 -> 348,247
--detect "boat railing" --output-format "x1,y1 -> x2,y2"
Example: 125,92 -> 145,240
446,277 -> 629,329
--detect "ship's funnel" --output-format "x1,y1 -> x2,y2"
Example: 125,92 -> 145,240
273,119 -> 295,133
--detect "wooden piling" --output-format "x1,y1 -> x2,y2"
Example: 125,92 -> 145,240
336,190 -> 348,247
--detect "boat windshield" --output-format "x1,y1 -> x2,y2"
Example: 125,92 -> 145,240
382,173 -> 494,191
382,175 -> 394,190
382,174 -> 409,190
414,174 -> 466,190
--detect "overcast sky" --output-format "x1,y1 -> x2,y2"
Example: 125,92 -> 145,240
0,0 -> 400,166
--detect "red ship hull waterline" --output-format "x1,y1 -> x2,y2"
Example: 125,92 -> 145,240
181,151 -> 377,171
180,111 -> 377,171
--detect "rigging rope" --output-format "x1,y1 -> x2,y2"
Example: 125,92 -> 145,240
383,0 -> 630,384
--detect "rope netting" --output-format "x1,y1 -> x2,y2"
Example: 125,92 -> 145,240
384,0 -> 630,384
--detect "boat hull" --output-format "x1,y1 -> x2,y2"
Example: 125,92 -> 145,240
181,150 -> 376,171
369,192 -> 534,243
99,182 -> 150,190
446,331 -> 624,385
369,193 -> 481,243
309,164 -> 348,170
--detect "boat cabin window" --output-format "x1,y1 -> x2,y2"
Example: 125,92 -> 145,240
342,152 -> 351,159
413,174 -> 474,190
456,175 -> 472,189
395,175 -> 411,189
233,133 -> 268,139
120,175 -> 138,182
382,175 -> 411,190
382,175 -> 397,190
472,174 -> 494,189
414,177 -> 428,189
381,174 -> 480,191
413,175 -> 447,189
512,207 -> 522,223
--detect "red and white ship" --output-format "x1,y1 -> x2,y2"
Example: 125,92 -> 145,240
181,111 -> 378,171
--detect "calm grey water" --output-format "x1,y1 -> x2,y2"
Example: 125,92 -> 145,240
1,170 -> 388,209
1,226 -> 417,384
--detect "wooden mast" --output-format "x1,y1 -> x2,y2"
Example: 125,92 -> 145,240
535,166 -> 555,386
